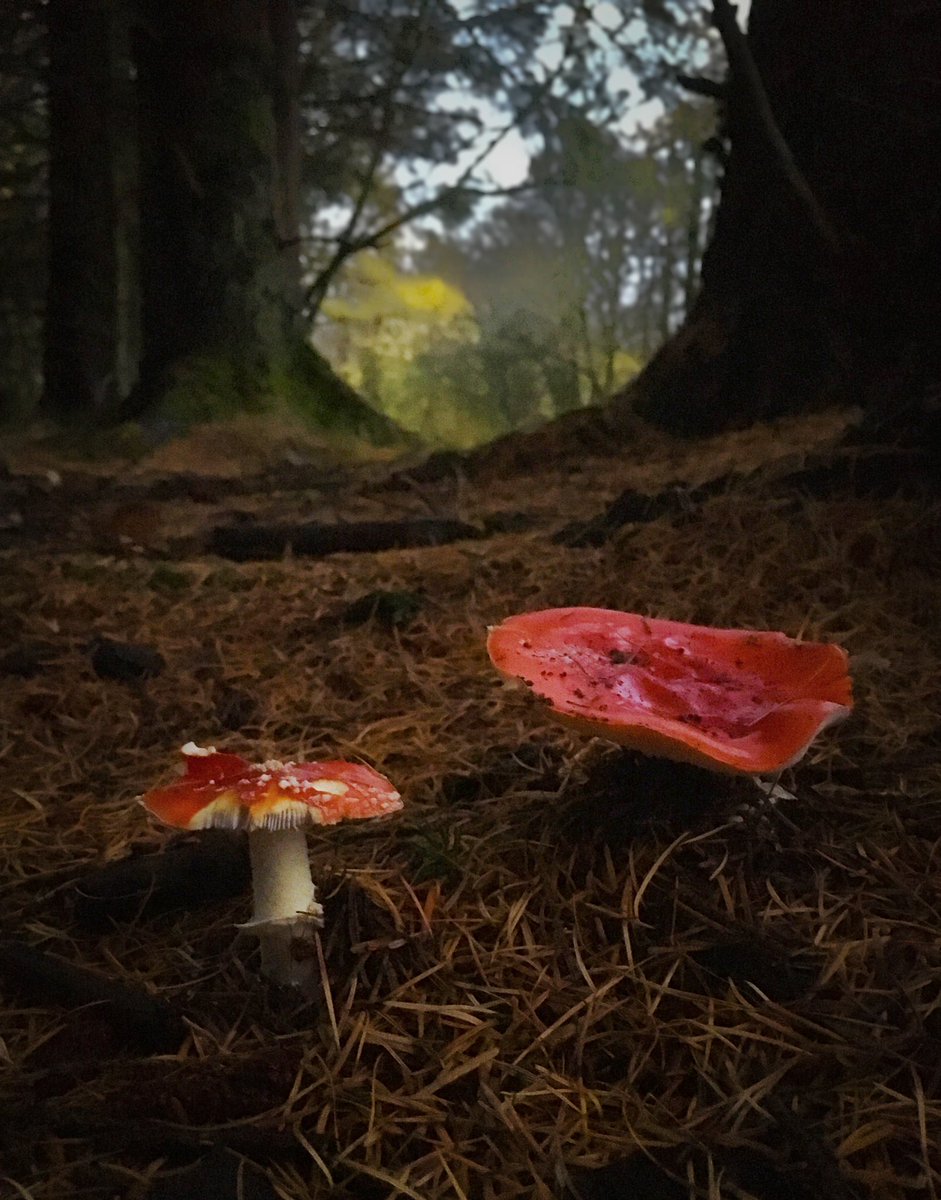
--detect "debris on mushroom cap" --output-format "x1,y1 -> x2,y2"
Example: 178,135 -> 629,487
179,741 -> 253,785
141,745 -> 403,831
487,607 -> 853,775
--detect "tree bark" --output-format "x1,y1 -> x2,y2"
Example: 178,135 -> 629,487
630,0 -> 941,440
43,0 -> 138,421
133,0 -> 296,404
125,0 -> 400,441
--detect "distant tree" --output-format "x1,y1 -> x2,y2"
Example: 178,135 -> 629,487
297,0 -> 715,320
625,101 -> 717,354
412,98 -> 712,422
317,251 -> 491,445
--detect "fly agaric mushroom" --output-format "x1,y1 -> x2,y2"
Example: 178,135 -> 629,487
140,743 -> 402,988
487,608 -> 852,776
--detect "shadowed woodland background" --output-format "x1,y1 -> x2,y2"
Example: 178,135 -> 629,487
2,0 -> 936,453
3,0 -> 719,448
1,2 -> 941,1200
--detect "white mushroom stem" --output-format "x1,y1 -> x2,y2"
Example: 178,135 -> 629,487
237,827 -> 324,989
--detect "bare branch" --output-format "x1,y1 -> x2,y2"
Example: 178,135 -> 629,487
676,73 -> 726,100
305,19 -> 581,319
289,180 -> 547,253
304,0 -> 433,315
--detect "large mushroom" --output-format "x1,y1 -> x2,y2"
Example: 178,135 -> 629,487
487,607 -> 852,776
140,743 -> 402,988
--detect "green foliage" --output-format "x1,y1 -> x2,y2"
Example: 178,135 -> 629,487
324,255 -> 472,324
276,341 -> 407,446
298,0 -> 719,321
406,826 -> 466,887
319,252 -> 491,446
151,342 -> 405,448
318,243 -> 646,447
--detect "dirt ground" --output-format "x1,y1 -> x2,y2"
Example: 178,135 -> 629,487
1,407 -> 939,1199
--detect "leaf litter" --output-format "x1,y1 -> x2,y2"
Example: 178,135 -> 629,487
1,407 -> 940,1198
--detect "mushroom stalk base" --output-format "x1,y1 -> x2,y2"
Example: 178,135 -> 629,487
238,828 -> 324,990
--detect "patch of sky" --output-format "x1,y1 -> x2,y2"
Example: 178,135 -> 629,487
399,2 -> 682,201
310,0 -> 729,269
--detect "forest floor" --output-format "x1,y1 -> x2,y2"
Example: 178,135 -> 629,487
1,405 -> 940,1200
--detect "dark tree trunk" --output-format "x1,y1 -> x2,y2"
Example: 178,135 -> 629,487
40,0 -> 387,438
43,0 -> 138,421
133,0 -> 296,404
270,0 -> 302,252
630,0 -> 941,441
126,0 -> 399,441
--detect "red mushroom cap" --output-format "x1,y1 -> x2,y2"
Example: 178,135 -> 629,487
487,607 -> 853,775
140,743 -> 403,831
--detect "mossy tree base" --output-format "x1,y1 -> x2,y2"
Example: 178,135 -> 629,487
149,342 -> 406,448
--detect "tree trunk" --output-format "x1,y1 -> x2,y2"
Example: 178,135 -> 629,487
126,0 -> 400,441
683,148 -> 705,318
133,0 -> 294,407
657,228 -> 676,345
630,0 -> 941,440
43,0 -> 138,422
637,253 -> 653,359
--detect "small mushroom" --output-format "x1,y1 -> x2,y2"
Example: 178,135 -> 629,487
140,743 -> 402,989
487,607 -> 852,775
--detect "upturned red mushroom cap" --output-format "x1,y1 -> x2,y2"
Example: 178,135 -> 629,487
140,743 -> 403,831
487,608 -> 853,775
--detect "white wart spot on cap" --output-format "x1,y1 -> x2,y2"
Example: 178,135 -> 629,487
310,779 -> 349,795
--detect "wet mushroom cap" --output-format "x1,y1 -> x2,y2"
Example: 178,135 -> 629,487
140,745 -> 403,831
487,607 -> 853,775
